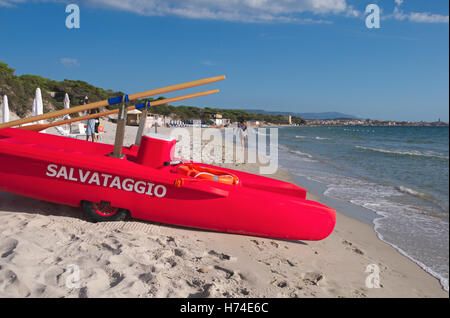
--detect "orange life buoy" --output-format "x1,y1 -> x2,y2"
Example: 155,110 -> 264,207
176,164 -> 239,185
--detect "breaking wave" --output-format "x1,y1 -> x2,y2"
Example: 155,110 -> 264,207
355,146 -> 449,160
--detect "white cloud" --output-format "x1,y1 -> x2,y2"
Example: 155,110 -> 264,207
77,0 -> 357,23
0,0 -> 360,23
392,7 -> 449,23
201,60 -> 216,67
391,0 -> 448,23
2,0 -> 448,24
408,12 -> 449,23
0,0 -> 25,7
59,58 -> 80,67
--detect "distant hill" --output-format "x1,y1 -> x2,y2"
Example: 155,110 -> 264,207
243,109 -> 359,120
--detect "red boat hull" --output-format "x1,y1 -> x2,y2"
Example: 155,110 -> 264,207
0,128 -> 335,241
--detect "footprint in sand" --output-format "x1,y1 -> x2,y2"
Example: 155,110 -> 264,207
138,272 -> 154,285
300,272 -> 325,286
101,242 -> 122,255
275,280 -> 288,288
208,250 -> 231,261
270,241 -> 279,248
342,240 -> 364,255
42,266 -> 65,287
240,288 -> 250,296
106,269 -> 125,288
188,283 -> 213,298
0,269 -> 31,297
237,271 -> 258,285
173,248 -> 185,257
78,286 -> 88,298
166,236 -> 177,247
32,283 -> 48,297
279,258 -> 296,267
250,240 -> 265,251
0,238 -> 18,258
352,289 -> 367,298
214,265 -> 234,279
165,257 -> 178,268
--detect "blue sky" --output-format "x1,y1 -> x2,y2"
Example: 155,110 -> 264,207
0,0 -> 448,121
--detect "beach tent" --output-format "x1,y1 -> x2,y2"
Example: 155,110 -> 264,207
127,109 -> 142,126
1,95 -> 9,124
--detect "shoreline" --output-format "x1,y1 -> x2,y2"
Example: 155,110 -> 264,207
292,173 -> 448,293
0,122 -> 447,297
274,126 -> 448,293
219,160 -> 448,297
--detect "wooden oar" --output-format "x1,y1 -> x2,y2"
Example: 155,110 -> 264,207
19,89 -> 219,132
0,75 -> 225,129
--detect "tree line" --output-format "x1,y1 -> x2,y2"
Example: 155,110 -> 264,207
1,61 -> 305,125
0,62 -> 122,117
140,100 -> 305,125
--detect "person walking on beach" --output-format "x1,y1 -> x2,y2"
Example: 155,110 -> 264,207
84,97 -> 97,142
238,119 -> 248,149
94,117 -> 100,142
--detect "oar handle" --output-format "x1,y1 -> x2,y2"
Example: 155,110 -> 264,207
20,89 -> 219,132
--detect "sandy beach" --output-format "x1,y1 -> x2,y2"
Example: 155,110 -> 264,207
0,119 -> 447,298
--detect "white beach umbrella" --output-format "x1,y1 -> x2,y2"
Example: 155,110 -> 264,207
35,88 -> 43,121
1,95 -> 10,124
32,96 -> 36,116
34,88 -> 46,132
63,93 -> 71,120
64,93 -> 70,110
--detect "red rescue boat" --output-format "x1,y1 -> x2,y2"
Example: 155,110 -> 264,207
0,127 -> 335,241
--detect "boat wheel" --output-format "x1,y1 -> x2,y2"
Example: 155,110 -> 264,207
82,201 -> 128,222
93,202 -> 119,217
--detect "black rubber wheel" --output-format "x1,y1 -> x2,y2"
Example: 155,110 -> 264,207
82,201 -> 128,222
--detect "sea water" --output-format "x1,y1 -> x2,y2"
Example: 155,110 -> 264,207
273,126 -> 449,291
